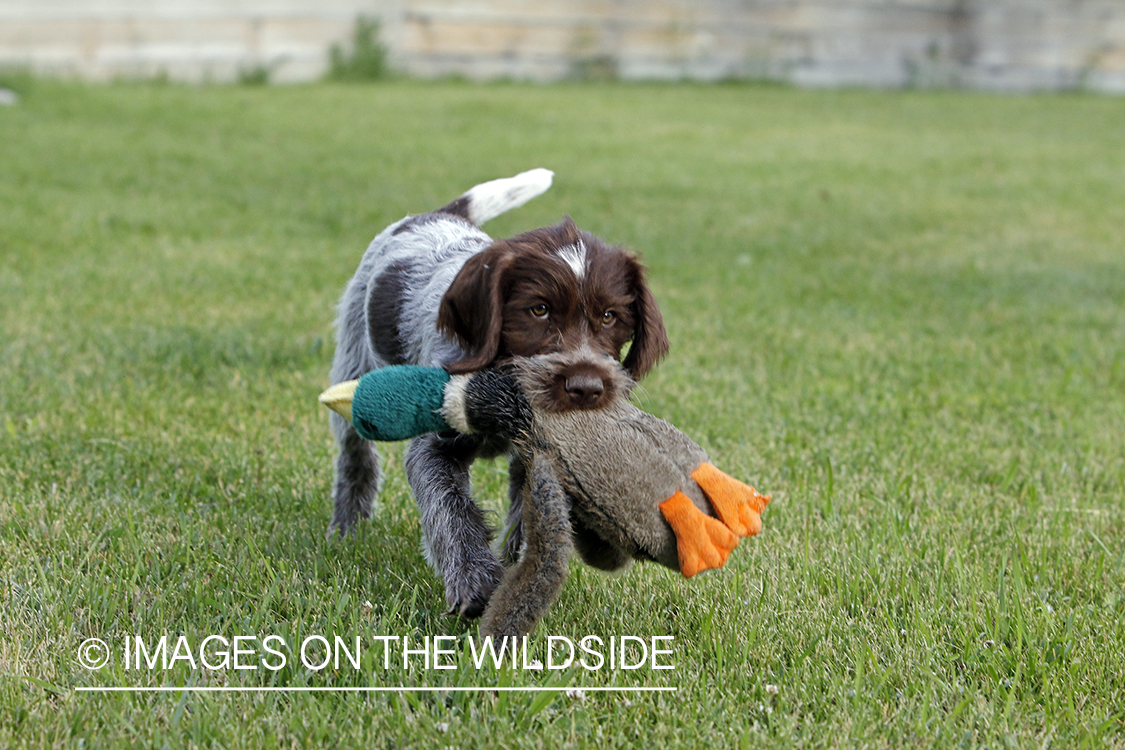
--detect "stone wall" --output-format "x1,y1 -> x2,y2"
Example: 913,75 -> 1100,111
396,0 -> 1125,91
0,0 -> 392,83
2,0 -> 1123,91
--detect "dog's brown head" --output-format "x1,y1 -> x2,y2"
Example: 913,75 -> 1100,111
437,217 -> 668,411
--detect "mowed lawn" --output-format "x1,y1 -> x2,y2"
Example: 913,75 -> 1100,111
1,79 -> 1123,748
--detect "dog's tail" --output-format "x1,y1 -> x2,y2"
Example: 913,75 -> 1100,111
440,168 -> 554,226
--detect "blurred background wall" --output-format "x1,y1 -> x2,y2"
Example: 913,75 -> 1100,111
2,0 -> 1123,91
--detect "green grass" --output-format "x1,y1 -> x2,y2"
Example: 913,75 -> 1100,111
1,79 -> 1124,748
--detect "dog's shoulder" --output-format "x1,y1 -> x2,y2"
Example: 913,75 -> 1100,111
366,211 -> 493,271
353,212 -> 493,369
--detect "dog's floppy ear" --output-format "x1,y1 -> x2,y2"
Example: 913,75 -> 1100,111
438,243 -> 512,374
622,255 -> 669,379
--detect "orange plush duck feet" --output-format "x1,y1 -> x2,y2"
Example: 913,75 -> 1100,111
659,464 -> 770,577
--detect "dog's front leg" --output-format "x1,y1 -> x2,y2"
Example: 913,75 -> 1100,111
327,412 -> 382,538
404,432 -> 504,618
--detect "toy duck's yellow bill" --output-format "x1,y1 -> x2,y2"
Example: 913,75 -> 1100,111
319,380 -> 359,423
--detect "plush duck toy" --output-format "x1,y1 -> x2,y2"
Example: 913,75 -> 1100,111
319,366 -> 769,637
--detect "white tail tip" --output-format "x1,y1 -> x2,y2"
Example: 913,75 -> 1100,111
462,168 -> 554,225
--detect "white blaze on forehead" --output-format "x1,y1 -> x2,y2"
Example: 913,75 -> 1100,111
556,241 -> 587,279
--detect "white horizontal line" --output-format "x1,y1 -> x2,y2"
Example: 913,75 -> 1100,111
76,686 -> 677,693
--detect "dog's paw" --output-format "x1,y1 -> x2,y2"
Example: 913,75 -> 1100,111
444,558 -> 504,619
325,517 -> 360,541
326,500 -> 379,541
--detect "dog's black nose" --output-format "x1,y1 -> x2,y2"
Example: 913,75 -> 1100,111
565,373 -> 605,407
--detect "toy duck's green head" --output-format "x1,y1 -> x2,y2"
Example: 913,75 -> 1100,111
318,366 -> 454,442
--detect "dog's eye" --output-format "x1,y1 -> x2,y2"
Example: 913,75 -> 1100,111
530,303 -> 550,319
601,311 -> 617,326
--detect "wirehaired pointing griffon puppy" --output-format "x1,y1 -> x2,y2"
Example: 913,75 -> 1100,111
328,169 -> 669,617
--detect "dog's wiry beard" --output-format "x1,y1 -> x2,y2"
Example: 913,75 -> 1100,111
505,347 -> 635,413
